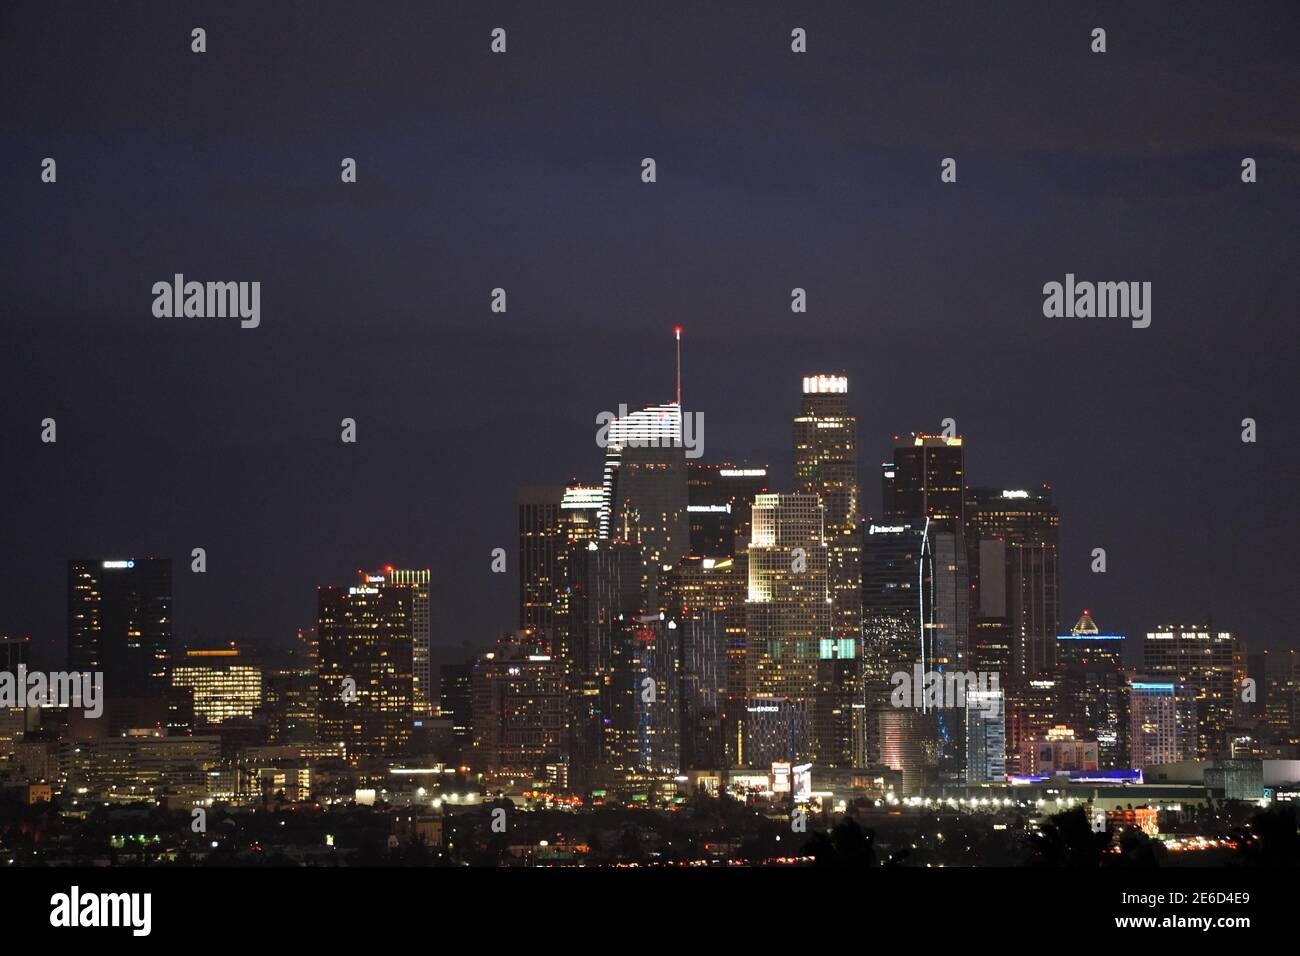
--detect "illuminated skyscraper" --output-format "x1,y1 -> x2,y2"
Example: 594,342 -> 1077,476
793,375 -> 862,647
879,435 -> 969,778
68,558 -> 172,698
559,484 -> 603,541
966,486 -> 1060,679
519,485 -> 567,633
878,435 -> 970,671
1128,677 -> 1182,767
745,494 -> 830,702
878,706 -> 934,794
1003,675 -> 1058,776
965,688 -> 1006,783
744,696 -> 811,768
661,554 -> 748,765
860,521 -> 923,768
918,520 -> 969,674
470,630 -> 568,788
861,521 -> 920,680
604,615 -> 681,777
745,493 -> 831,763
518,484 -> 603,634
677,610 -> 727,769
1056,611 -> 1126,768
1056,610 -> 1123,668
814,641 -> 867,767
598,402 -> 690,579
386,568 -> 432,717
318,571 -> 414,758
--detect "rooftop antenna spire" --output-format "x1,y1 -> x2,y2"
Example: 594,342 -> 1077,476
674,326 -> 683,408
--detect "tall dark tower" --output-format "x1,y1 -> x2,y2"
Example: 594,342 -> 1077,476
518,485 -> 566,632
597,330 -> 699,616
68,558 -> 172,697
519,484 -> 603,634
556,538 -> 644,784
966,486 -> 1060,678
879,434 -> 969,671
877,434 -> 969,781
881,434 -> 965,529
686,463 -> 769,559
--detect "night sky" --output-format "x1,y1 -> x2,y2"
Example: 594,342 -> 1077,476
3,1 -> 1297,670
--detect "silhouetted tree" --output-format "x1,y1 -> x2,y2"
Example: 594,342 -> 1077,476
1234,804 -> 1300,866
1024,806 -> 1109,866
1110,826 -> 1166,867
804,818 -> 878,867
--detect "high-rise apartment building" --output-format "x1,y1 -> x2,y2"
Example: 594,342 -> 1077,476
1128,677 -> 1183,767
1144,626 -> 1239,758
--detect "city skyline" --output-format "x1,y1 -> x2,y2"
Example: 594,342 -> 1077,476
3,347 -> 1279,673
